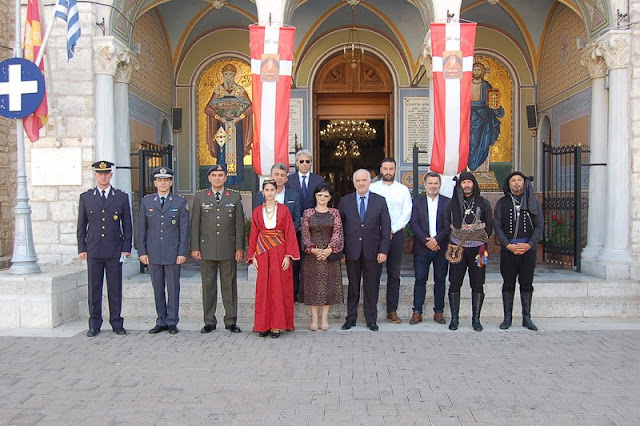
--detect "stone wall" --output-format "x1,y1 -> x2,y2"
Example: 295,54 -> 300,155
0,0 -> 16,265
630,0 -> 640,274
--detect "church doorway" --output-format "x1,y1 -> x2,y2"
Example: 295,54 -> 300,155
313,54 -> 393,201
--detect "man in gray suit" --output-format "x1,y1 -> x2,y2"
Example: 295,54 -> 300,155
138,167 -> 190,334
191,164 -> 245,334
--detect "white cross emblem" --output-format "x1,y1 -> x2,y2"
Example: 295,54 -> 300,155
0,64 -> 39,111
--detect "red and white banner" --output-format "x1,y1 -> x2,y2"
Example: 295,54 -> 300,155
430,22 -> 476,175
249,24 -> 296,176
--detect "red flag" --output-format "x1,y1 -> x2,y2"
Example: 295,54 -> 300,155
23,0 -> 48,142
249,25 -> 295,176
430,22 -> 476,175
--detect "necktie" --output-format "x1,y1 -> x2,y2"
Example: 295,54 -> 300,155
359,196 -> 366,222
215,192 -> 221,202
301,175 -> 307,198
101,190 -> 106,205
160,196 -> 165,208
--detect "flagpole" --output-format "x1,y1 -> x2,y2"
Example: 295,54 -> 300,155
10,0 -> 41,274
34,0 -> 56,67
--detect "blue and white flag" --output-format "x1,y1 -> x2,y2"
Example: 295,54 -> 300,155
54,0 -> 81,60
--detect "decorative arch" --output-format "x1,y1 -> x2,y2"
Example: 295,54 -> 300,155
314,54 -> 393,94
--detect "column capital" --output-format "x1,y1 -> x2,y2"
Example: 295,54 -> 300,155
580,43 -> 607,79
93,37 -> 127,76
114,49 -> 140,84
596,30 -> 631,70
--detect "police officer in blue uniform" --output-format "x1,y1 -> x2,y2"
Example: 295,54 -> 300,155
77,161 -> 133,337
138,167 -> 190,334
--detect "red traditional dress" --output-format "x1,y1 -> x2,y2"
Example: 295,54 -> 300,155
247,204 -> 300,332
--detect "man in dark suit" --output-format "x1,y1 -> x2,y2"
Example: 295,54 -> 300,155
77,160 -> 133,337
254,162 -> 302,230
339,169 -> 391,331
191,164 -> 245,334
409,172 -> 450,325
285,149 -> 323,300
138,167 -> 190,335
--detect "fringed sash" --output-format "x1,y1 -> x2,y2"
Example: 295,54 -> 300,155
256,229 -> 285,255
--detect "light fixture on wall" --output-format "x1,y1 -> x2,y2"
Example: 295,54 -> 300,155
343,0 -> 365,70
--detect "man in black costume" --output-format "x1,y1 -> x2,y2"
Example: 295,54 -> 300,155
444,171 -> 493,331
493,172 -> 543,331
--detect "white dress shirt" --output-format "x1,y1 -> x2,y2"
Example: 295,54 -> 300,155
275,188 -> 286,204
370,180 -> 412,233
427,195 -> 439,237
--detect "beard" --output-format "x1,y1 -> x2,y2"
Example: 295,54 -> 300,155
382,174 -> 395,182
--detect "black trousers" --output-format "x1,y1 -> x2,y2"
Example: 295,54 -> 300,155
448,246 -> 485,294
87,257 -> 123,330
500,249 -> 536,293
384,230 -> 404,313
149,263 -> 181,326
293,231 -> 303,299
345,254 -> 383,325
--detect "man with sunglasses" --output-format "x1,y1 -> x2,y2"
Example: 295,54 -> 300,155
286,150 -> 324,301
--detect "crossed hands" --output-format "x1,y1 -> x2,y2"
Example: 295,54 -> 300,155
425,237 -> 440,252
507,243 -> 531,255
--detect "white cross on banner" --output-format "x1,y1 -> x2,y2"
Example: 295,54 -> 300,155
249,24 -> 296,176
430,22 -> 477,175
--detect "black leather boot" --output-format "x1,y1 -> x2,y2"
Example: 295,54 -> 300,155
499,291 -> 514,330
471,292 -> 484,331
448,292 -> 460,330
521,292 -> 538,331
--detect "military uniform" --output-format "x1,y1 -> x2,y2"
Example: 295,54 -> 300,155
77,161 -> 133,335
137,167 -> 190,332
190,173 -> 245,330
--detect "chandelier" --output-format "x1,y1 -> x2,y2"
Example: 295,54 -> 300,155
343,1 -> 365,70
334,140 -> 361,158
320,120 -> 376,145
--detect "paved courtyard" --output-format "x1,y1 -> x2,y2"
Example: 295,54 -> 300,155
1,318 -> 639,425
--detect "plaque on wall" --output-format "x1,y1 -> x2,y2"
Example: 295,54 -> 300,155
402,97 -> 430,164
32,147 -> 82,186
288,98 -> 303,166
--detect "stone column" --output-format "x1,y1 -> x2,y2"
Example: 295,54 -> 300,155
114,49 -> 139,199
93,37 -> 121,185
579,44 -> 608,270
597,31 -> 632,279
255,0 -> 286,25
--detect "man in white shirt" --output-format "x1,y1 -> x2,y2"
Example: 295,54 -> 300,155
370,158 -> 413,323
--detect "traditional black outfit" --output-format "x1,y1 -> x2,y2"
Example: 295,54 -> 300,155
494,172 -> 543,330
444,171 -> 493,331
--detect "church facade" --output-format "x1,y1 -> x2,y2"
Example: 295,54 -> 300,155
0,0 -> 639,280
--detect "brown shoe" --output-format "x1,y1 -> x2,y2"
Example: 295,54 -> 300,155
409,312 -> 423,325
386,312 -> 402,324
433,312 -> 446,324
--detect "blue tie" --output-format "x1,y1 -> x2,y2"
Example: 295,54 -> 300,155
301,175 -> 307,198
359,196 -> 366,222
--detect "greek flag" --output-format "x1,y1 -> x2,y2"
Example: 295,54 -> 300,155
54,0 -> 81,59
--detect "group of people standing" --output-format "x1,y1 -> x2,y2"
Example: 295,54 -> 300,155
77,152 -> 543,338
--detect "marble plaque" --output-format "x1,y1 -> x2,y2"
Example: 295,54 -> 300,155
288,98 -> 303,166
403,97 -> 429,164
32,147 -> 82,186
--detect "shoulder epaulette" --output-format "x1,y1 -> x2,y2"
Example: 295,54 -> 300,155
196,188 -> 209,193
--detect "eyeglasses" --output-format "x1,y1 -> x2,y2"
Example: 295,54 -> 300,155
298,159 -> 311,164
316,193 -> 331,198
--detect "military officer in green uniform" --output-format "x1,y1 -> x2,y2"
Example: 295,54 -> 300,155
191,164 -> 245,333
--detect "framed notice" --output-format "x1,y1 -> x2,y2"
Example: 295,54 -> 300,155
403,97 -> 430,164
288,98 -> 303,166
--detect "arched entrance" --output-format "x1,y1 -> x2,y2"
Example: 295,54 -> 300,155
314,54 -> 393,197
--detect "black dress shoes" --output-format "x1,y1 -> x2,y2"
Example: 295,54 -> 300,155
114,328 -> 127,335
200,324 -> 216,334
258,331 -> 270,337
270,331 -> 281,338
367,323 -> 379,331
225,324 -> 242,333
149,325 -> 168,334
341,321 -> 355,330
168,325 -> 179,334
86,328 -> 100,337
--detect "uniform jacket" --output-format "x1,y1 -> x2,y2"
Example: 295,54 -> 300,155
254,188 -> 302,230
285,172 -> 324,211
190,187 -> 245,260
77,187 -> 133,258
338,191 -> 391,261
410,194 -> 450,256
137,193 -> 190,264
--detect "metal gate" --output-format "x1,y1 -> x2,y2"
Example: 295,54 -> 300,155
541,143 -> 589,271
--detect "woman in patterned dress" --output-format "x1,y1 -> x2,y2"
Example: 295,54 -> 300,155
247,180 -> 300,338
299,183 -> 344,331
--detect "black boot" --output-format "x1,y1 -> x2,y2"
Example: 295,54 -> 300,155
521,292 -> 538,331
448,292 -> 460,330
471,292 -> 484,331
499,291 -> 514,330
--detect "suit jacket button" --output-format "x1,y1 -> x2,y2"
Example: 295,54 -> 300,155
160,230 -> 163,233
102,218 -> 106,221
101,234 -> 105,237
359,238 -> 362,241
160,237 -> 163,240
102,210 -> 105,213
217,232 -> 220,235
361,224 -> 364,227
102,226 -> 105,229
201,239 -> 205,242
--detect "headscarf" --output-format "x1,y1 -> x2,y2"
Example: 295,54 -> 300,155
503,171 -> 540,216
452,171 -> 480,216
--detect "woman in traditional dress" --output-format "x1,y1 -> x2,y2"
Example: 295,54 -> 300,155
299,183 -> 344,331
247,180 -> 300,338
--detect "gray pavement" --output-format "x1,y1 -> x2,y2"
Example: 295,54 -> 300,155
1,318 -> 640,425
